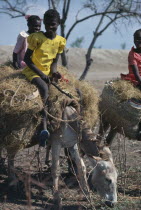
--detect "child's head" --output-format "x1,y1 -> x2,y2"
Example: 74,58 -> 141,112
27,15 -> 41,34
134,29 -> 141,49
43,9 -> 60,34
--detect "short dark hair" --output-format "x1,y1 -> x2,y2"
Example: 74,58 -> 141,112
134,29 -> 141,38
27,15 -> 41,24
43,9 -> 61,24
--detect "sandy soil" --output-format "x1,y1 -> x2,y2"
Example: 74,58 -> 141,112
0,46 -> 140,210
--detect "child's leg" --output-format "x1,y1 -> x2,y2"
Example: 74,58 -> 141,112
32,77 -> 50,145
32,77 -> 49,103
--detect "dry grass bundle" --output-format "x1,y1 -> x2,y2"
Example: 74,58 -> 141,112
0,67 -> 42,114
51,66 -> 99,129
0,66 -> 42,150
100,79 -> 141,139
0,65 -> 99,151
110,79 -> 141,101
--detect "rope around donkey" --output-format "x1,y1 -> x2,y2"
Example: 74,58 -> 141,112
45,108 -> 81,122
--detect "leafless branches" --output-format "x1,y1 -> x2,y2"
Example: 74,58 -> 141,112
0,0 -> 36,18
79,0 -> 141,79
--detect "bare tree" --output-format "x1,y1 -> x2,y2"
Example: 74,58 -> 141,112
79,0 -> 141,80
48,0 -> 61,9
48,0 -> 141,79
0,0 -> 35,18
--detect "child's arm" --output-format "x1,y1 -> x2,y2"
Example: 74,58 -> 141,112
13,33 -> 25,69
131,64 -> 141,84
24,49 -> 50,83
50,37 -> 66,80
50,54 -> 59,73
50,54 -> 62,80
12,52 -> 19,69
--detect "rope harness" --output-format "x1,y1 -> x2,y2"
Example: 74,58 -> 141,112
51,82 -> 73,99
49,83 -> 84,143
46,83 -> 82,123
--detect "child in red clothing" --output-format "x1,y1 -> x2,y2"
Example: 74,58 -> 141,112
121,29 -> 141,87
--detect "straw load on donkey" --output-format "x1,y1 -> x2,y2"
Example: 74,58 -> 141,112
99,79 -> 141,145
0,66 -> 117,206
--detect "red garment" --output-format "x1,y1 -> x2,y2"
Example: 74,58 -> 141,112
121,46 -> 141,85
121,73 -> 138,85
60,75 -> 69,83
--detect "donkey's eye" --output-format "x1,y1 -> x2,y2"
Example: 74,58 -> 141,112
106,178 -> 112,184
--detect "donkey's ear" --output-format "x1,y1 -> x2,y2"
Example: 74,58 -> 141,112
102,146 -> 114,163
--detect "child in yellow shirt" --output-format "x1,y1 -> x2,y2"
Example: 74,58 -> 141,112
23,9 -> 66,146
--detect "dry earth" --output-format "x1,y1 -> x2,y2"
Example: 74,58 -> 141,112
0,46 -> 140,210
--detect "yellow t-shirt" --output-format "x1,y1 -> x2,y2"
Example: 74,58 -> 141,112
22,32 -> 66,81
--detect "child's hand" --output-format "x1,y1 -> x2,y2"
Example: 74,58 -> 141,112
51,72 -> 62,83
41,74 -> 50,84
52,72 -> 62,79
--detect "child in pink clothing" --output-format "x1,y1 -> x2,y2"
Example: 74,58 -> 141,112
121,29 -> 141,87
13,15 -> 41,69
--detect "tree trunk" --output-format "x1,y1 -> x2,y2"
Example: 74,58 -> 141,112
61,50 -> 68,67
79,35 -> 97,80
79,57 -> 93,81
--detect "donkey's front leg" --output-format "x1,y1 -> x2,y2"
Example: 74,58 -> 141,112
68,144 -> 89,196
0,148 -> 5,172
45,144 -> 51,166
51,142 -> 62,206
7,151 -> 17,183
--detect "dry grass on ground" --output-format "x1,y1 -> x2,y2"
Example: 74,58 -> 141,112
0,133 -> 140,210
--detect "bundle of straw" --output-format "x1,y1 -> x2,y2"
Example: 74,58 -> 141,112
0,65 -> 99,152
99,80 -> 141,139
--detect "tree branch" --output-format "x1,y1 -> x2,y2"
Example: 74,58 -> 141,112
62,0 -> 71,23
50,0 -> 57,10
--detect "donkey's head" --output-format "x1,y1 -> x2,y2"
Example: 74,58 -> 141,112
88,146 -> 118,207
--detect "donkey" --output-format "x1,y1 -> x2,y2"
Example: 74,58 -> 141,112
98,84 -> 141,146
47,105 -> 118,207
0,104 -> 117,207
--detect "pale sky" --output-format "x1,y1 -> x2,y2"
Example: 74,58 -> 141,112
0,0 -> 140,50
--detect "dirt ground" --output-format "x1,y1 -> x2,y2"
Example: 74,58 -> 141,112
0,46 -> 140,209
